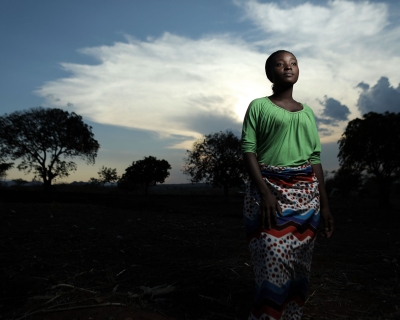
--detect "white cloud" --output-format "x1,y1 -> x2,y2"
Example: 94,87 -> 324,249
36,0 -> 400,148
36,33 -> 268,148
241,0 -> 389,47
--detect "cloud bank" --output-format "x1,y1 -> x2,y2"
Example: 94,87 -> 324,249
37,0 -> 400,147
319,97 -> 350,122
356,77 -> 400,114
316,96 -> 350,135
37,34 -> 267,149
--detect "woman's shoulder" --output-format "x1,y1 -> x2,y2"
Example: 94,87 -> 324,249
247,96 -> 271,113
249,96 -> 269,107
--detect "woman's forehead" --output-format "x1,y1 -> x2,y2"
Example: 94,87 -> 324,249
275,52 -> 296,61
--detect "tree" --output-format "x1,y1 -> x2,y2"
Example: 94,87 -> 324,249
338,111 -> 400,205
0,161 -> 13,180
0,107 -> 100,189
183,131 -> 246,195
118,156 -> 171,194
89,166 -> 120,187
324,167 -> 362,198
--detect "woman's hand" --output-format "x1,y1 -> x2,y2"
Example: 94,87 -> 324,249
320,207 -> 334,238
242,153 -> 282,229
260,192 -> 282,229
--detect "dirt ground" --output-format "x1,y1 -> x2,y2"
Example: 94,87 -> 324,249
1,190 -> 399,320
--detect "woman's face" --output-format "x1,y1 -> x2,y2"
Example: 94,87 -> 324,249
271,52 -> 299,87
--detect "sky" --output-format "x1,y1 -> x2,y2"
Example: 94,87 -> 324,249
1,0 -> 400,184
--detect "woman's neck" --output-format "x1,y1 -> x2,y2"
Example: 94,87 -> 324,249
268,85 -> 302,111
269,85 -> 294,101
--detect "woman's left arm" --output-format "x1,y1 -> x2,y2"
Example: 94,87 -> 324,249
312,163 -> 334,238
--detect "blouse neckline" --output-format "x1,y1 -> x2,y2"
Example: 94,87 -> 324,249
266,97 -> 305,114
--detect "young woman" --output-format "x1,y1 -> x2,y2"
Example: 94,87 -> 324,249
242,50 -> 334,320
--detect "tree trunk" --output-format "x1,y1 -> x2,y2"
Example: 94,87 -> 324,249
43,178 -> 52,192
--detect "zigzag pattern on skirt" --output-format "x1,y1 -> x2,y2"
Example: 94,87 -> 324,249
243,163 -> 320,320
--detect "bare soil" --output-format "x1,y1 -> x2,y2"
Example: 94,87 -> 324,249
0,190 -> 399,319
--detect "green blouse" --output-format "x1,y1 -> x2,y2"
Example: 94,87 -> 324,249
241,97 -> 321,166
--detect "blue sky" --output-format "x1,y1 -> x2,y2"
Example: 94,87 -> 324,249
1,0 -> 400,183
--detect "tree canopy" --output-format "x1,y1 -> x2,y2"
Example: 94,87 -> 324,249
0,107 -> 100,189
89,166 -> 120,187
183,131 -> 245,195
0,161 -> 13,181
338,111 -> 400,204
118,156 -> 171,194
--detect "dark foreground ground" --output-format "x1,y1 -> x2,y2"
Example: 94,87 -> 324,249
1,190 -> 399,320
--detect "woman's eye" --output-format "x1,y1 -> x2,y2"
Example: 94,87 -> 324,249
291,62 -> 297,66
276,63 -> 283,67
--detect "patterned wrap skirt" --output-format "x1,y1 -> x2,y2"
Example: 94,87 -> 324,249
243,163 -> 320,320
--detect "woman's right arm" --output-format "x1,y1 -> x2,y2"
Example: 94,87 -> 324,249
243,152 -> 282,229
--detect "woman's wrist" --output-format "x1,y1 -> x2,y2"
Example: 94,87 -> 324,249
258,186 -> 272,197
